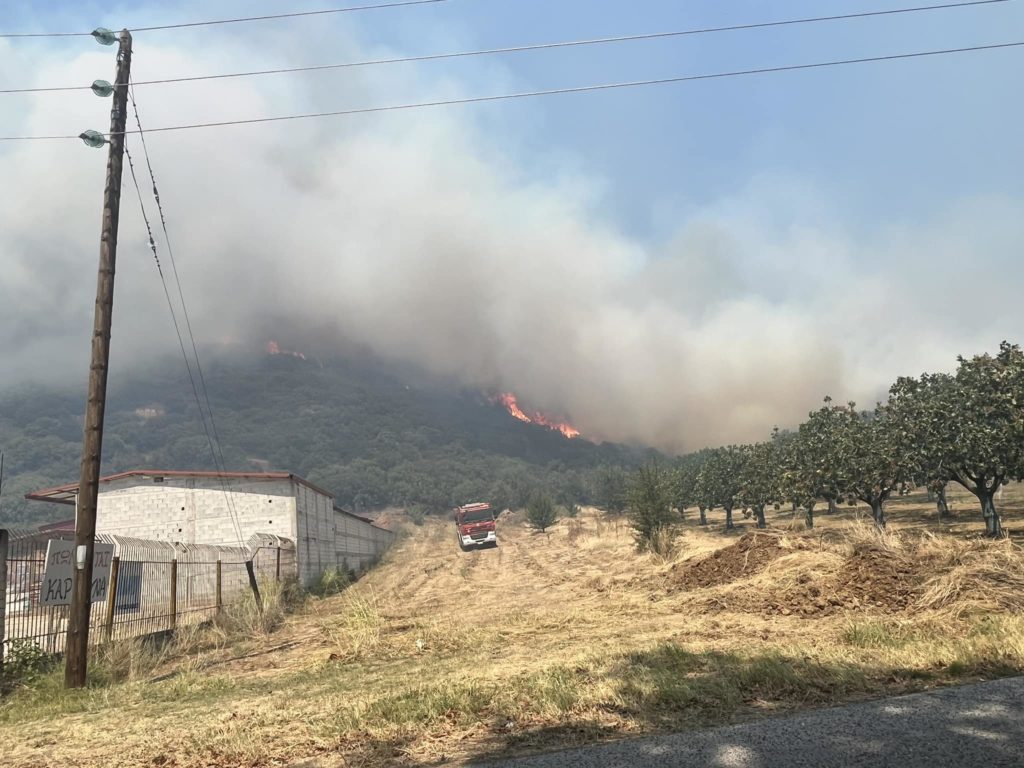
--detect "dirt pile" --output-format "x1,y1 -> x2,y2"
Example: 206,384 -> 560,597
673,534 -> 785,590
839,546 -> 920,611
758,545 -> 921,618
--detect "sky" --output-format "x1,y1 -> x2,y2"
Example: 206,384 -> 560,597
1,0 -> 1022,452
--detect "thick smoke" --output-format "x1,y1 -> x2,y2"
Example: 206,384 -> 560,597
1,26 -> 1022,453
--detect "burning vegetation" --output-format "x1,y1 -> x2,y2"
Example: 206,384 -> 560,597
492,392 -> 580,439
265,340 -> 306,360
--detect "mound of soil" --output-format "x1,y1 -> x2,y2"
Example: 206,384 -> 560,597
760,546 -> 921,618
838,547 -> 920,612
674,534 -> 785,590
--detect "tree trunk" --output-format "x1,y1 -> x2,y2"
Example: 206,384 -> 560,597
724,504 -> 734,530
754,504 -> 767,529
979,490 -> 1003,538
805,501 -> 815,530
869,498 -> 886,529
698,506 -> 707,526
827,497 -> 838,516
791,501 -> 798,513
935,484 -> 949,520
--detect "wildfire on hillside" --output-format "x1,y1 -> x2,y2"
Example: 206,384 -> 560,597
492,392 -> 581,439
266,340 -> 306,360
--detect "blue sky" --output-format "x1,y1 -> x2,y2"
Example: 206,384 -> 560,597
1,1 -> 1023,450
5,0 -> 1022,237
407,0 -> 1024,237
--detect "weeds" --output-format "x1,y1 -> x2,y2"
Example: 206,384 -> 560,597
216,578 -> 296,637
1,640 -> 54,688
309,567 -> 352,598
318,589 -> 384,662
841,621 -> 913,649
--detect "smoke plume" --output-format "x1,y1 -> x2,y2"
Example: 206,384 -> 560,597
1,19 -> 1022,453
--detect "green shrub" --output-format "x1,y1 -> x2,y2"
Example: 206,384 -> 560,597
629,462 -> 679,554
408,506 -> 427,526
309,567 -> 351,598
527,493 -> 558,532
2,639 -> 54,685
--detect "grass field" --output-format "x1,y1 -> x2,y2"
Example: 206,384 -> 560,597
3,485 -> 1024,767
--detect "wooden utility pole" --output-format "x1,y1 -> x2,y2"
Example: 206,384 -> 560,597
65,29 -> 132,689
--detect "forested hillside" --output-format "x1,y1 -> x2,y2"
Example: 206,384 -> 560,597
0,351 -> 655,528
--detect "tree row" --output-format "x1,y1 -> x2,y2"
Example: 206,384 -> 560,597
670,342 -> 1023,538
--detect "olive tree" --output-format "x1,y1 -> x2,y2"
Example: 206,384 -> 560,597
802,399 -> 912,529
888,343 -> 1024,537
736,440 -> 783,529
773,429 -> 820,529
888,373 -> 956,521
694,445 -> 748,530
671,450 -> 709,523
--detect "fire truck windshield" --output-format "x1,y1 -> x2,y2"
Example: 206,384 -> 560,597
461,509 -> 493,524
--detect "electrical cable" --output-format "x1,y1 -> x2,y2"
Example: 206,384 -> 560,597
0,0 -> 447,38
128,82 -> 251,550
8,40 -> 1016,142
124,121 -> 247,550
1,0 -> 1010,94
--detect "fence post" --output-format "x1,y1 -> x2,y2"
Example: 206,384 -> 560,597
169,557 -> 178,629
215,560 -> 222,616
245,560 -> 264,613
275,546 -> 281,582
103,556 -> 120,642
0,530 -> 8,679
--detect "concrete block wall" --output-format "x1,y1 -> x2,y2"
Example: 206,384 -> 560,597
334,511 -> 394,573
87,474 -> 394,588
295,482 -> 337,585
95,476 -> 297,547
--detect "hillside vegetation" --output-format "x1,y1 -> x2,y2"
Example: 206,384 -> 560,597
3,491 -> 1023,767
0,352 -> 652,528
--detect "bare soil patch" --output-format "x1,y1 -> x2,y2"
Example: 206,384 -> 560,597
753,546 -> 921,619
672,533 -> 785,589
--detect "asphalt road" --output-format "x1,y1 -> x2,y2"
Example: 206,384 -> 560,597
477,677 -> 1024,768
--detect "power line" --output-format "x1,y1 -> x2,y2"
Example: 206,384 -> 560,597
1,0 -> 1011,95
0,30 -> 90,39
124,143 -> 246,549
126,80 -> 248,549
0,0 -> 447,39
3,41 -> 1019,142
123,100 -> 247,549
133,0 -> 447,32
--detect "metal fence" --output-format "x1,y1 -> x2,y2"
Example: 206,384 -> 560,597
1,529 -> 296,660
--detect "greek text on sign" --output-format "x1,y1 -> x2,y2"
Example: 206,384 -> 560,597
40,540 -> 115,606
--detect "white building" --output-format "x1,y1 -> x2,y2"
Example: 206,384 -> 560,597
27,470 -> 394,585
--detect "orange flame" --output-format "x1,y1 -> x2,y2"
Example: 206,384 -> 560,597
497,392 -> 531,423
266,340 -> 306,360
493,392 -> 580,439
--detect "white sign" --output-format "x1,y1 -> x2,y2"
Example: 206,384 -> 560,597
40,540 -> 115,606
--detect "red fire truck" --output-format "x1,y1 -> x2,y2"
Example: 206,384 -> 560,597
454,502 -> 497,549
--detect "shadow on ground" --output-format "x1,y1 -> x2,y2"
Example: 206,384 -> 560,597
467,675 -> 1024,767
321,644 -> 1024,766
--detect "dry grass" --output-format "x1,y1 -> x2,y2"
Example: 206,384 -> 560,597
2,491 -> 1024,767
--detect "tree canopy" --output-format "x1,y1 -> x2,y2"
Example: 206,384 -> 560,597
651,342 -> 1024,538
